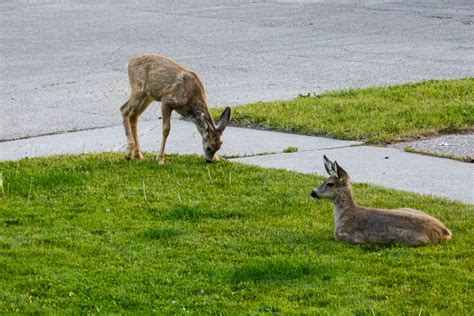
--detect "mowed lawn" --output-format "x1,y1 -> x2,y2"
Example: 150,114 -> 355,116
1,154 -> 473,314
213,79 -> 474,143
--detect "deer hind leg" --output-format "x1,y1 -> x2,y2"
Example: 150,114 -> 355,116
157,102 -> 172,165
129,96 -> 153,159
120,99 -> 134,160
120,93 -> 150,160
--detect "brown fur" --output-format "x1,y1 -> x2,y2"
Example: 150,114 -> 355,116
120,53 -> 231,164
311,156 -> 452,246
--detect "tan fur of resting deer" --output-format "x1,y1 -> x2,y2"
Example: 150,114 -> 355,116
310,155 -> 452,246
120,53 -> 231,164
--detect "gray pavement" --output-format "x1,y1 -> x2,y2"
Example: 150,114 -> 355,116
1,0 -> 474,140
236,144 -> 474,204
390,133 -> 474,161
1,120 -> 472,204
0,118 -> 361,160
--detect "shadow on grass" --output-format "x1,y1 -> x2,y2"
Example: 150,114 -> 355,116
152,204 -> 247,222
232,257 -> 330,284
140,227 -> 184,240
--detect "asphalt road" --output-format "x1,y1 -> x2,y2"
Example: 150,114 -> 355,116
1,0 -> 473,140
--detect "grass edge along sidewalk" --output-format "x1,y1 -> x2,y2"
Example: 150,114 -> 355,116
1,153 -> 473,314
212,78 -> 474,144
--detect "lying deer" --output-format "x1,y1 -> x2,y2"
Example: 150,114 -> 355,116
120,53 -> 231,164
310,155 -> 452,246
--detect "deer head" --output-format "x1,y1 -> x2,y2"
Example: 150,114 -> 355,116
195,107 -> 231,163
311,155 -> 350,200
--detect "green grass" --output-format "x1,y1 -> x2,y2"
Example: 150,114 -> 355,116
213,79 -> 474,144
283,146 -> 299,153
1,154 -> 473,314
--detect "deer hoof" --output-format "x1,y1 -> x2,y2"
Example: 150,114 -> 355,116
156,157 -> 165,165
125,154 -> 132,161
134,151 -> 144,160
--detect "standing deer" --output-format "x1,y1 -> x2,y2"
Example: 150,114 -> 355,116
120,53 -> 231,164
310,155 -> 452,246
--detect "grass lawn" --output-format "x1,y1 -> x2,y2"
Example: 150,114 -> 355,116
1,154 -> 473,314
213,79 -> 474,144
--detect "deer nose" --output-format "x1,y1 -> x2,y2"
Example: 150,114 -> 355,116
310,191 -> 319,198
205,158 -> 213,163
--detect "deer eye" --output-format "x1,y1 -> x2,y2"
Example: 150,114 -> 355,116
327,183 -> 334,187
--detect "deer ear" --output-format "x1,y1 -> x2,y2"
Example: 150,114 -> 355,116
323,155 -> 336,176
334,161 -> 349,182
216,107 -> 231,134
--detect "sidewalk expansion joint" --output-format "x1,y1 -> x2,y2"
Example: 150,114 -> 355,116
226,143 -> 365,160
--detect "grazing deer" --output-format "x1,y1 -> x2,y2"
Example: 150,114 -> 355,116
310,155 -> 452,246
120,53 -> 231,164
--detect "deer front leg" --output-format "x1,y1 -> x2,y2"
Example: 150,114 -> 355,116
120,100 -> 134,160
157,103 -> 172,165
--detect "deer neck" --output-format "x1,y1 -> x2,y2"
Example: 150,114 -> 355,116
190,106 -> 215,138
192,115 -> 208,137
333,184 -> 357,223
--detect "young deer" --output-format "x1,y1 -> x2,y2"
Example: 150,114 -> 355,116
120,53 -> 231,164
310,155 -> 452,246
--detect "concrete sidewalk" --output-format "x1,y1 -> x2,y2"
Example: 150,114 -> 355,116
1,120 -> 472,204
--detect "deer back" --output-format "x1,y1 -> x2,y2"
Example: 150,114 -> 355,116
127,54 -> 206,108
336,206 -> 452,246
